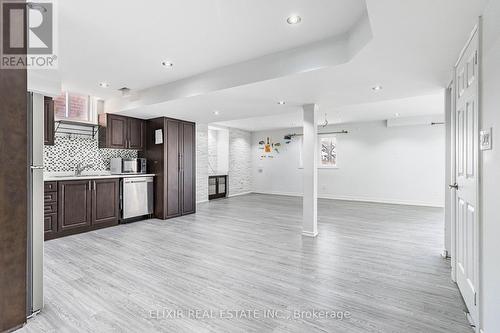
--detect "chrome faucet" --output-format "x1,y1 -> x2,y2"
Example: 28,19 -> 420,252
75,162 -> 93,176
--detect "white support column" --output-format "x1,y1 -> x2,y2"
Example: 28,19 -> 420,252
302,104 -> 318,237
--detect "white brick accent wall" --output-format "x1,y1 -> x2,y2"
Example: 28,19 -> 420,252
207,128 -> 218,175
196,124 -> 208,203
228,128 -> 252,196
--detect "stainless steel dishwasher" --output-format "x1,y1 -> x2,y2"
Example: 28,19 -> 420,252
122,176 -> 154,219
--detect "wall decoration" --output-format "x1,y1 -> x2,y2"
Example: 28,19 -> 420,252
258,136 -> 283,159
155,129 -> 163,144
480,128 -> 492,151
319,135 -> 337,168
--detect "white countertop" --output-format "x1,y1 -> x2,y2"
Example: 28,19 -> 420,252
44,172 -> 156,181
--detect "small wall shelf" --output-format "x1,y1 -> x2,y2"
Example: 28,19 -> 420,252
55,120 -> 99,139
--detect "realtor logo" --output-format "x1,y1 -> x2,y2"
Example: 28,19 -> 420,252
1,0 -> 57,68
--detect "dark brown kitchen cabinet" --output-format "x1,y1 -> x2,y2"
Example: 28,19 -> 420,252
128,117 -> 144,149
181,122 -> 195,214
44,181 -> 58,240
99,113 -> 145,150
58,180 -> 92,233
92,179 -> 120,227
45,178 -> 119,240
143,117 -> 195,219
44,96 -> 54,145
165,119 -> 181,217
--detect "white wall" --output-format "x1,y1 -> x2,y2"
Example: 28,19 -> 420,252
196,124 -> 208,203
252,121 -> 445,207
199,125 -> 252,199
480,1 -> 500,331
217,130 -> 229,174
208,127 -> 229,175
228,128 -> 252,196
208,128 -> 218,175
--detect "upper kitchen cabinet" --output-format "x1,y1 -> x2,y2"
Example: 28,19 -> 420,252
98,113 -> 145,150
44,96 -> 55,145
128,117 -> 145,149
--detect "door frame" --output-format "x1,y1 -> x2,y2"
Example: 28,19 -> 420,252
450,20 -> 482,332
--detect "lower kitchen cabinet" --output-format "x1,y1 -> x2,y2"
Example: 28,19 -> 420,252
45,178 -> 120,240
58,180 -> 92,233
44,181 -> 58,240
44,214 -> 57,235
92,179 -> 120,227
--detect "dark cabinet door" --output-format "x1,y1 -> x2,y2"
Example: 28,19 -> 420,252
181,122 -> 195,214
44,97 -> 54,145
58,180 -> 92,232
92,179 -> 120,227
166,119 -> 181,217
128,118 -> 144,150
44,213 -> 57,235
108,114 -> 127,149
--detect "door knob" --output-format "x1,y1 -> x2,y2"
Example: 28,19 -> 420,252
449,183 -> 459,190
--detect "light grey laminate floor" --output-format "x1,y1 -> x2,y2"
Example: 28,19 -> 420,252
21,194 -> 471,333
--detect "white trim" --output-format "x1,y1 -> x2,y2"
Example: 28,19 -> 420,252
252,191 -> 302,198
228,191 -> 253,198
196,199 -> 209,204
319,194 -> 444,208
252,191 -> 444,208
455,23 -> 479,67
302,230 -> 318,237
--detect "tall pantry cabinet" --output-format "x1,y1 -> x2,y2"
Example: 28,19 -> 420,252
142,117 -> 196,219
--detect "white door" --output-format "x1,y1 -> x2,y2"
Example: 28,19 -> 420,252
453,27 -> 479,326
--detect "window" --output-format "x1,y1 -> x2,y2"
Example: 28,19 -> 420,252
54,92 -> 97,123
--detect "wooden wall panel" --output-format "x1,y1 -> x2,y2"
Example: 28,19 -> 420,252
0,68 -> 28,330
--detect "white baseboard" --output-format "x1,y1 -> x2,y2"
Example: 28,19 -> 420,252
252,191 -> 302,198
196,191 -> 252,203
252,191 -> 444,208
228,191 -> 253,198
302,230 -> 318,237
319,194 -> 444,208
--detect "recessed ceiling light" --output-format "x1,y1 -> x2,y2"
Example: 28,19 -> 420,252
394,112 -> 400,117
372,85 -> 383,91
287,15 -> 302,25
161,61 -> 173,68
98,82 -> 109,88
278,101 -> 286,105
213,110 -> 220,115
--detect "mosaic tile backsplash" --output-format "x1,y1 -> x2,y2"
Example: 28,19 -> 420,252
44,135 -> 138,172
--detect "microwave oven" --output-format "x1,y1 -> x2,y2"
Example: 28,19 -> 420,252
110,158 -> 147,174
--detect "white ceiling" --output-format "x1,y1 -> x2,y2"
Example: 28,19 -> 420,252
34,0 -> 487,131
53,0 -> 366,98
213,92 -> 445,131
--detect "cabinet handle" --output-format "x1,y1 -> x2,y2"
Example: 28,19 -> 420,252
93,180 -> 96,191
88,180 -> 91,190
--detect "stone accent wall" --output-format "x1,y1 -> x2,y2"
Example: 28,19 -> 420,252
207,128 -> 218,176
228,128 -> 252,196
196,124 -> 209,203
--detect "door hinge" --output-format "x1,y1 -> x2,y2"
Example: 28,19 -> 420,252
475,50 -> 478,65
474,292 -> 477,306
